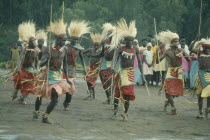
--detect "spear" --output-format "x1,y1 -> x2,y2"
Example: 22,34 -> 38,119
195,0 -> 203,57
198,0 -> 202,35
154,18 -> 162,78
154,18 -> 158,44
46,4 -> 53,102
62,1 -> 64,20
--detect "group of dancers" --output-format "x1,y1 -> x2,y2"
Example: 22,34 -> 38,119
2,17 -> 210,124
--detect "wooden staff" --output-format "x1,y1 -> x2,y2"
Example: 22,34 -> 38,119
154,18 -> 158,44
46,4 -> 53,102
154,18 -> 162,78
196,0 -> 203,57
138,52 -> 151,96
198,0 -> 202,35
62,1 -> 64,20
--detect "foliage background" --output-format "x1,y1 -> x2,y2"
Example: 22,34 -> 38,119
0,0 -> 210,62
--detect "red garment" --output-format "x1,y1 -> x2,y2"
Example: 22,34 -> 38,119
62,65 -> 76,79
36,70 -> 75,98
114,74 -> 135,101
164,66 -> 183,97
165,79 -> 183,96
13,67 -> 36,95
99,69 -> 113,90
85,62 -> 101,87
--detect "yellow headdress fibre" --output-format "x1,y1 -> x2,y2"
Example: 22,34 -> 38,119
36,30 -> 47,41
48,19 -> 67,38
112,18 -> 137,46
101,23 -> 116,40
18,21 -> 36,42
193,38 -> 210,51
156,30 -> 179,49
90,33 -> 102,43
68,21 -> 91,38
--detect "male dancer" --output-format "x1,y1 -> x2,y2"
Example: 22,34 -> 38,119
83,33 -> 102,99
157,30 -> 190,115
35,30 -> 47,60
33,19 -> 74,124
189,36 -> 210,118
62,21 -> 90,110
112,19 -> 143,120
92,23 -> 116,104
12,21 -> 38,104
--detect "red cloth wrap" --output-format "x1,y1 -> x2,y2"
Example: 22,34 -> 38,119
114,74 -> 135,101
85,63 -> 101,87
13,67 -> 36,95
99,69 -> 113,90
165,79 -> 183,96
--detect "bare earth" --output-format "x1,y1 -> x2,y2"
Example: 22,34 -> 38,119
0,69 -> 210,140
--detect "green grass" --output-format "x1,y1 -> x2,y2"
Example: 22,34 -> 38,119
0,61 -> 7,68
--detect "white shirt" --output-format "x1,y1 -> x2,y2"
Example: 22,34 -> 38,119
143,50 -> 154,64
178,44 -> 190,55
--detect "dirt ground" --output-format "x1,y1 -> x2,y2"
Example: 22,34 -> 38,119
0,69 -> 210,140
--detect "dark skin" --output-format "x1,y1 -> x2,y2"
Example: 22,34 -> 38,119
38,39 -> 44,49
17,38 -> 38,72
188,34 -> 210,70
35,36 -> 72,120
83,42 -> 101,66
142,40 -> 147,47
159,40 -> 190,66
83,42 -> 102,98
189,36 -> 210,117
9,43 -> 19,61
180,38 -> 186,49
38,39 -> 44,60
189,37 -> 210,70
158,40 -> 190,113
40,36 -> 72,85
91,35 -> 115,60
17,40 -> 24,51
113,37 -> 143,76
66,37 -> 86,74
112,37 -> 144,114
91,35 -> 115,103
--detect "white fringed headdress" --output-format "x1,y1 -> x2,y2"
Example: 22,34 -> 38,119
112,18 -> 137,46
36,30 -> 47,41
155,30 -> 179,49
48,19 -> 67,38
101,23 -> 116,41
193,38 -> 210,51
68,21 -> 91,38
18,21 -> 36,42
90,33 -> 102,43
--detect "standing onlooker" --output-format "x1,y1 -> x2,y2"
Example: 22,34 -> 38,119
143,43 -> 154,85
6,42 -> 21,70
151,38 -> 159,86
179,36 -> 190,89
